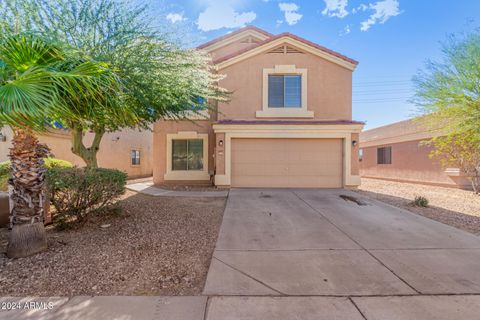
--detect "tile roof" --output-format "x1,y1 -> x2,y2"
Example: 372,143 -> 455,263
216,119 -> 365,125
197,26 -> 274,50
212,32 -> 358,66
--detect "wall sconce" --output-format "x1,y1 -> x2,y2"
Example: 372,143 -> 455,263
218,139 -> 223,147
0,133 -> 6,142
352,140 -> 358,147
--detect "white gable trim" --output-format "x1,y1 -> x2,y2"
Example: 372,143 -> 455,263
216,36 -> 357,71
200,30 -> 271,53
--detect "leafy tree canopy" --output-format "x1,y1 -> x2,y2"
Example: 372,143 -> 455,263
413,29 -> 480,141
413,29 -> 480,192
0,0 -> 227,132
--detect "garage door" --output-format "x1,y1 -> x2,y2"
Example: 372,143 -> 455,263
231,138 -> 343,188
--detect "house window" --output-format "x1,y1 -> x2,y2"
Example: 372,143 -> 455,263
172,139 -> 204,171
268,75 -> 302,108
377,147 -> 392,164
257,65 -> 312,118
131,150 -> 140,166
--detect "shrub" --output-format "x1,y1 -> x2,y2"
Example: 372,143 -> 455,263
0,158 -> 73,192
46,167 -> 127,229
413,196 -> 429,207
0,161 -> 9,192
43,157 -> 75,169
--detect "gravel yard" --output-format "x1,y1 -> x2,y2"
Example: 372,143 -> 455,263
355,178 -> 480,235
0,191 -> 226,296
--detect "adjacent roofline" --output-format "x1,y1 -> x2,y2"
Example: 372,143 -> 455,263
214,33 -> 358,71
197,26 -> 273,51
216,119 -> 365,125
360,118 -> 443,148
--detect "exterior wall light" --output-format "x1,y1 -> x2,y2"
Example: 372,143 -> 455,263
352,140 -> 358,147
218,140 -> 223,147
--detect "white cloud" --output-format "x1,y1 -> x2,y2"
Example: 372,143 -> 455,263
166,12 -> 186,24
279,3 -> 303,26
339,24 -> 351,36
197,2 -> 256,31
322,0 -> 349,18
360,0 -> 402,31
352,4 -> 368,14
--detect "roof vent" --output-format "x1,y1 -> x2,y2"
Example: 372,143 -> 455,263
240,36 -> 262,44
267,45 -> 304,54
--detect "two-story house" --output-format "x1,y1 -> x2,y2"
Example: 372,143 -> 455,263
153,26 -> 364,188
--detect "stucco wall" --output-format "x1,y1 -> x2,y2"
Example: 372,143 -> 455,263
351,133 -> 360,176
217,50 -> 352,121
360,139 -> 470,188
0,126 -> 152,178
153,120 -> 214,185
209,40 -> 260,62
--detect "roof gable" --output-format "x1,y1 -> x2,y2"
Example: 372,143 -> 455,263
213,32 -> 358,71
197,26 -> 273,52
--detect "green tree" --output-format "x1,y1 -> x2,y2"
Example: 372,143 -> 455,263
0,35 -> 116,257
413,30 -> 480,192
1,0 -> 227,167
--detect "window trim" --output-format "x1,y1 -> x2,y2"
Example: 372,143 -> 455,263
131,149 -> 141,166
164,132 -> 209,181
257,65 -> 312,118
377,146 -> 392,165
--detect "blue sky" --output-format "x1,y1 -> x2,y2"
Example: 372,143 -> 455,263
146,0 -> 480,129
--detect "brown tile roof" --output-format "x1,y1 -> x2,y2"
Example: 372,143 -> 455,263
360,117 -> 439,144
197,26 -> 274,50
212,32 -> 359,66
216,119 -> 365,125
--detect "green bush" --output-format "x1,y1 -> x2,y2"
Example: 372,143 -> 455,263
413,196 -> 429,207
0,161 -> 9,192
46,167 -> 127,229
0,158 -> 73,192
43,157 -> 75,169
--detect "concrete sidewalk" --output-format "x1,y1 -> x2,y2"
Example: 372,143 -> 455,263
3,295 -> 480,320
126,181 -> 228,197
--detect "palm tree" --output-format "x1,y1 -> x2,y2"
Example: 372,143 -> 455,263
0,35 -> 113,258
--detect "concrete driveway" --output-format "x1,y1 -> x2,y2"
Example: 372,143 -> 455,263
203,188 -> 480,319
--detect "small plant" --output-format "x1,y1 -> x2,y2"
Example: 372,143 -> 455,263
46,167 -> 127,229
413,196 -> 429,207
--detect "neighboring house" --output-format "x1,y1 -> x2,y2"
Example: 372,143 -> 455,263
0,126 -> 152,178
359,118 -> 471,189
153,26 -> 364,188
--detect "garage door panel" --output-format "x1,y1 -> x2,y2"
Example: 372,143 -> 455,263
233,175 -> 342,188
231,138 -> 343,188
288,164 -> 342,176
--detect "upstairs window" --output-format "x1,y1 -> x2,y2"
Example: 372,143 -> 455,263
377,147 -> 392,164
268,75 -> 302,108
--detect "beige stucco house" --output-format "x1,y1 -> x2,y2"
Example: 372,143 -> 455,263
0,126 -> 153,178
360,118 -> 471,189
153,26 -> 364,188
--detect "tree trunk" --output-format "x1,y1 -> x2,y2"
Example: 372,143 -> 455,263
71,126 -> 105,168
7,129 -> 50,258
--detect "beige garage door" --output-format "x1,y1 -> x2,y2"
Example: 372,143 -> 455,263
231,138 -> 343,188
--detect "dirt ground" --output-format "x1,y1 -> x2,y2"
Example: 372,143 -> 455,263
0,191 -> 226,296
354,178 -> 480,235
